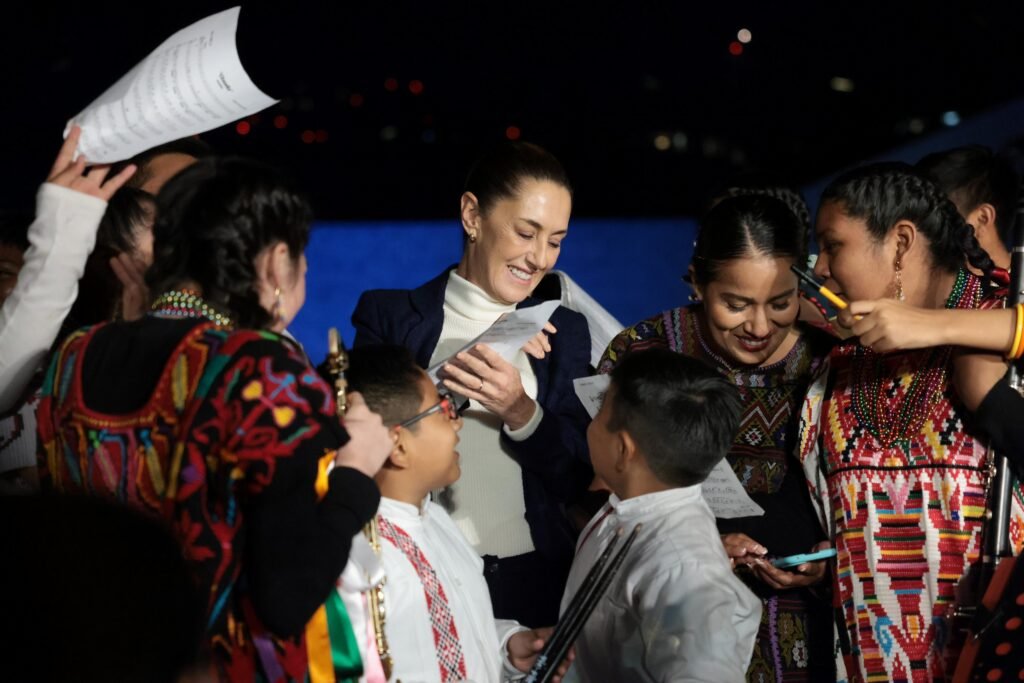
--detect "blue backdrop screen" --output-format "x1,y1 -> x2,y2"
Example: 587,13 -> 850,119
292,217 -> 699,363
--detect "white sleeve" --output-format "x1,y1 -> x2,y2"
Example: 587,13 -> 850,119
495,618 -> 530,681
637,561 -> 760,683
503,401 -> 544,441
0,183 -> 107,412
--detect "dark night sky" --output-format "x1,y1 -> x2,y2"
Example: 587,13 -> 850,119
4,1 -> 1024,219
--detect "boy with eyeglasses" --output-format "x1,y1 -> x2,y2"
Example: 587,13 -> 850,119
332,344 -> 568,683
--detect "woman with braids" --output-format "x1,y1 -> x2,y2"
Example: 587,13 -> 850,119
35,156 -> 393,682
798,162 -> 1024,682
599,193 -> 836,682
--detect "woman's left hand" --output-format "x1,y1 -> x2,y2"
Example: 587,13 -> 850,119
749,540 -> 831,590
523,322 -> 557,360
442,344 -> 537,430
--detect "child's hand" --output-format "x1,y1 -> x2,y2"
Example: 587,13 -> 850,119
750,540 -> 831,590
721,533 -> 767,568
507,626 -> 574,681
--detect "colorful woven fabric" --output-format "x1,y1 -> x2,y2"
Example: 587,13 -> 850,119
376,515 -> 468,682
36,319 -> 347,682
798,271 -> 1024,683
600,305 -> 834,682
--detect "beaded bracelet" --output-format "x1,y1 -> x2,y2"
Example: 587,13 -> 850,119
1008,303 -> 1024,360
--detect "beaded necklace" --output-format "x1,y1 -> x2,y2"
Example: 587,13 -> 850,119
848,269 -> 979,447
150,289 -> 234,328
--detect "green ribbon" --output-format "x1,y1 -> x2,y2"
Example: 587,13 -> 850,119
324,589 -> 363,681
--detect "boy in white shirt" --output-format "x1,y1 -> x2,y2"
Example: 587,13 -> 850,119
340,344 -> 568,683
562,349 -> 761,683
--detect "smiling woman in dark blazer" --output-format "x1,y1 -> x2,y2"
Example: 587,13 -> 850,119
352,142 -> 593,626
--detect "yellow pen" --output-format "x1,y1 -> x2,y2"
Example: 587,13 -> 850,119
790,265 -> 848,310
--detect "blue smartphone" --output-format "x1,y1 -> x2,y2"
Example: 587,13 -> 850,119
770,548 -> 837,569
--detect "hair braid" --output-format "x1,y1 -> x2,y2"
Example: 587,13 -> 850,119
821,162 -> 999,287
147,157 -> 311,329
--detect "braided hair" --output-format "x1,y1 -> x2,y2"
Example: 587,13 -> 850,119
722,184 -> 810,238
820,162 -> 997,284
146,157 -> 312,330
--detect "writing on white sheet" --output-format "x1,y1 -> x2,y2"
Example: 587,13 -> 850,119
68,6 -> 277,163
427,300 -> 560,385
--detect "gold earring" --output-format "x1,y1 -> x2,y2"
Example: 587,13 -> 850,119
894,258 -> 905,301
468,232 -> 477,243
273,287 -> 284,324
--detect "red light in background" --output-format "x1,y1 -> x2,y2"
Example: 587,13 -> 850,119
349,93 -> 365,107
384,78 -> 398,92
729,41 -> 743,56
301,130 -> 315,144
409,80 -> 424,95
236,121 -> 251,135
273,115 -> 288,129
505,125 -> 521,141
315,129 -> 329,143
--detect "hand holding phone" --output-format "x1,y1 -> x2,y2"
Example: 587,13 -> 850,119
770,547 -> 837,569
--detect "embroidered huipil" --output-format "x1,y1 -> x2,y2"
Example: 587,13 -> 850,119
36,317 -> 379,682
797,271 -> 1024,682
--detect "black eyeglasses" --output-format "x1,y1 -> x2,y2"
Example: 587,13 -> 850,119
398,393 -> 461,429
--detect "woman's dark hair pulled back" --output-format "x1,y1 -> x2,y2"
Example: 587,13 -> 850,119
146,156 -> 312,330
463,142 -> 572,215
689,194 -> 807,286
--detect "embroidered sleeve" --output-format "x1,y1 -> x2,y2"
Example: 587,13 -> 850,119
596,314 -> 667,374
180,334 -> 378,636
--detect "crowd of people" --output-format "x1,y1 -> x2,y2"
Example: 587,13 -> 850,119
1,124 -> 1023,683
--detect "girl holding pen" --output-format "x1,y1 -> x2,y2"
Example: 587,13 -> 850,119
797,162 -> 1024,683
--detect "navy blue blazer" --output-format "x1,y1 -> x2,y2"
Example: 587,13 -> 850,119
351,267 -> 593,567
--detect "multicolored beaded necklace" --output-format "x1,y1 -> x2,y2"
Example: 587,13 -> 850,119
849,269 -> 979,447
150,289 -> 234,328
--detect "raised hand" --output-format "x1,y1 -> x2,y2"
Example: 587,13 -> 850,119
47,125 -> 136,201
838,299 -> 942,352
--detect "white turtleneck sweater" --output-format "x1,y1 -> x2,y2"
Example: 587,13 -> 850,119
428,271 -> 543,559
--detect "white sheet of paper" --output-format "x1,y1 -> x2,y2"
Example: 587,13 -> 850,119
428,300 -> 561,384
573,374 -> 611,420
68,6 -> 278,163
699,460 -> 765,518
572,374 -> 765,519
